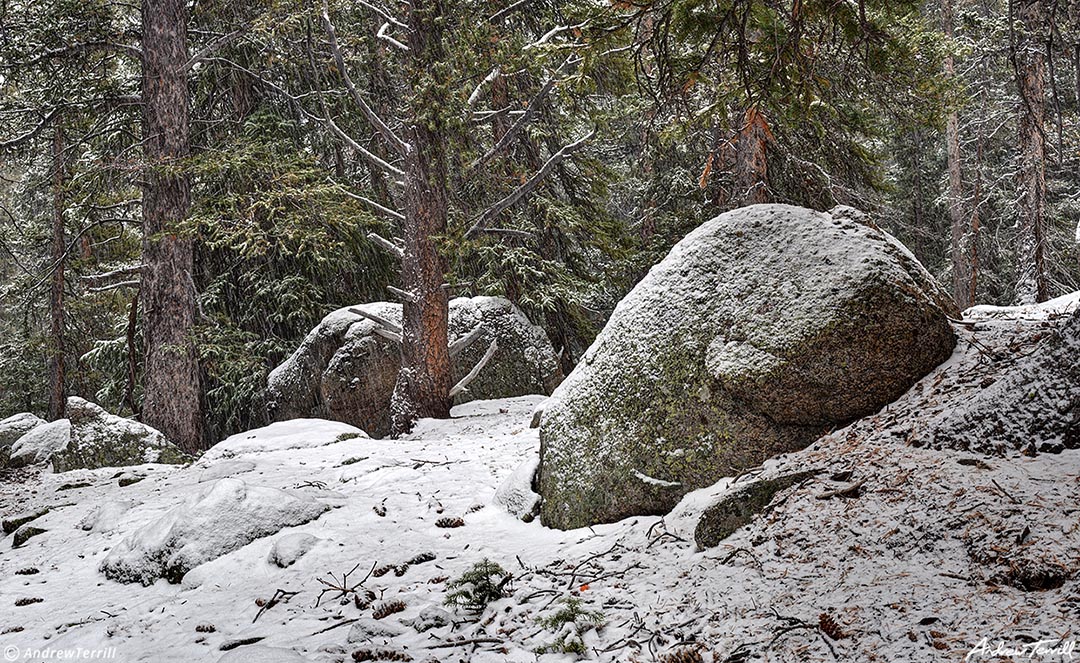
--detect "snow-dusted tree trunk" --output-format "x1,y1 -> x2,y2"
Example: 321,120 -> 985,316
47,124 -> 67,422
389,0 -> 453,435
1014,0 -> 1049,304
736,107 -> 770,206
944,0 -> 973,309
140,0 -> 204,452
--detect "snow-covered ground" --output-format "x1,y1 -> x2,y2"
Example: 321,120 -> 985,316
2,359 -> 1079,661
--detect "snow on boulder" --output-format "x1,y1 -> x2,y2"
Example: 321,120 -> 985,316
538,204 -> 957,529
493,456 -> 541,521
0,412 -> 45,452
267,532 -> 321,568
202,419 -> 367,461
266,296 -> 562,438
51,397 -> 188,472
100,478 -> 329,585
8,419 -> 71,468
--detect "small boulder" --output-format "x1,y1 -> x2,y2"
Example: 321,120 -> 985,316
267,296 -> 562,438
539,205 -> 957,529
267,532 -> 320,568
6,398 -> 188,471
0,413 -> 45,452
694,472 -> 815,549
493,457 -> 541,521
8,420 -> 71,468
100,478 -> 329,585
52,397 -> 188,472
346,618 -> 405,642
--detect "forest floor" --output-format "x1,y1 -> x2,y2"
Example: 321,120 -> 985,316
1,301 -> 1079,663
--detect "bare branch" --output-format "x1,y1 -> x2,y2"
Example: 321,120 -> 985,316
448,324 -> 485,358
87,280 -> 140,293
338,187 -> 405,221
186,29 -> 246,71
489,0 -> 533,24
373,327 -> 403,344
450,340 -> 498,397
356,0 -> 408,28
81,264 -> 146,282
387,285 -> 418,303
466,127 -> 596,239
469,55 -> 579,172
321,0 -> 410,155
348,306 -> 403,334
368,232 -> 405,258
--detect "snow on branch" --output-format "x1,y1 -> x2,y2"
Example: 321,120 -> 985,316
524,22 -> 589,50
450,340 -> 498,397
387,285 -> 418,303
377,22 -> 410,51
321,0 -> 411,156
448,324 -> 485,358
338,187 -> 405,222
368,232 -> 405,258
467,67 -> 502,108
348,307 -> 403,334
0,107 -> 62,151
466,126 -> 596,239
356,0 -> 408,29
488,0 -> 533,24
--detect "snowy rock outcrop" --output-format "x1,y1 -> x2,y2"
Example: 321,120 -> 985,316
538,204 -> 957,529
7,397 -> 187,471
0,413 -> 44,457
100,478 -> 329,585
267,296 -> 562,437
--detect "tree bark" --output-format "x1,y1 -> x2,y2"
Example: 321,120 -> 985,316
944,0 -> 972,309
736,107 -> 770,205
1014,0 -> 1049,304
140,0 -> 204,452
47,125 -> 67,421
389,0 -> 452,435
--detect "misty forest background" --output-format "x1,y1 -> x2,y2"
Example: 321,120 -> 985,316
1,0 -> 1078,451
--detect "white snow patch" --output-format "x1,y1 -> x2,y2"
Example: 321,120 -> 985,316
965,288 -> 1080,321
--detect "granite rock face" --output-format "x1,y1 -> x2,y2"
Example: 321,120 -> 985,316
538,204 -> 957,529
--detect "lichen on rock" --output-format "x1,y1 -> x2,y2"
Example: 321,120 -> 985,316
267,296 -> 562,437
538,204 -> 957,530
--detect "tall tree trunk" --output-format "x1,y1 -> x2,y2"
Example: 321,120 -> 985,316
1015,0 -> 1049,304
140,0 -> 203,452
390,0 -> 452,435
47,125 -> 67,421
736,107 -> 770,205
944,0 -> 972,309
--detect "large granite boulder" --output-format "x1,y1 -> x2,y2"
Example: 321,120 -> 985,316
267,296 -> 562,438
7,397 -> 189,471
538,204 -> 958,529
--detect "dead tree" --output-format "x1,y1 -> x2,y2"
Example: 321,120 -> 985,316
308,0 -> 591,435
